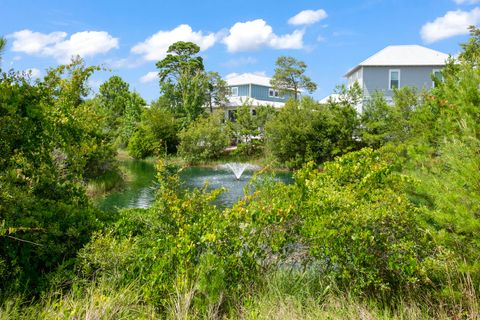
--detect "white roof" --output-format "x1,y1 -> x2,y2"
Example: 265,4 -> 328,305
346,45 -> 449,76
225,96 -> 285,109
319,94 -> 341,104
226,73 -> 272,87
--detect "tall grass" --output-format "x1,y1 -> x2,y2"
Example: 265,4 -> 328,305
86,168 -> 125,198
0,280 -> 156,320
237,269 -> 479,320
1,270 -> 477,319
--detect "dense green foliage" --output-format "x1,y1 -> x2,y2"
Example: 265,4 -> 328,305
265,92 -> 359,168
177,111 -> 230,163
128,104 -> 178,159
228,104 -> 276,156
96,75 -> 146,148
156,42 -> 209,126
0,59 -> 112,295
2,31 -> 480,320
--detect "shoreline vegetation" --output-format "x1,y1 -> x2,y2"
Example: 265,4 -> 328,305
85,147 -> 288,200
1,31 -> 480,319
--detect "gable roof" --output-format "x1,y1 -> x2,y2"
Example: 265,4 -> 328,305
345,45 -> 450,77
226,73 -> 272,87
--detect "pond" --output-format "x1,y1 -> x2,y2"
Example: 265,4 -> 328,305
96,160 -> 292,212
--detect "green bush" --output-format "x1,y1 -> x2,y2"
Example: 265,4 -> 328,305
127,126 -> 158,159
178,111 -> 229,163
265,96 -> 358,169
127,106 -> 178,159
76,161 -> 298,314
296,148 -> 430,296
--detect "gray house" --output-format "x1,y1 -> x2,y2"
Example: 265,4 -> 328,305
221,73 -> 293,120
344,45 -> 449,110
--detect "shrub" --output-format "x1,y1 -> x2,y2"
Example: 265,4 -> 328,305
265,96 -> 358,169
127,106 -> 178,159
296,148 -> 431,296
178,111 -> 229,163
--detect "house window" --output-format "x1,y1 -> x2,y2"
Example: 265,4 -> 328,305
269,88 -> 279,98
230,87 -> 238,96
389,69 -> 400,90
432,69 -> 443,87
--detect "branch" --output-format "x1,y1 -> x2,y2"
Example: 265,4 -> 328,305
6,235 -> 44,246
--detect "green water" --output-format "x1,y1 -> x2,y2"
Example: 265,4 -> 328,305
97,160 -> 292,212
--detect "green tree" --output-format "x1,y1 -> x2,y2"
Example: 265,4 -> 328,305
228,104 -> 276,156
156,41 -> 208,125
0,60 -> 108,295
266,95 -> 358,168
360,91 -> 392,148
128,104 -> 178,159
361,87 -> 420,149
0,36 -> 6,66
459,25 -> 480,66
178,111 -> 229,163
206,71 -> 229,112
270,56 -> 317,101
97,76 -> 145,147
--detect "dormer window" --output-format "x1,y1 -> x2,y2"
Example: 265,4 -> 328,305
389,69 -> 400,90
230,87 -> 238,96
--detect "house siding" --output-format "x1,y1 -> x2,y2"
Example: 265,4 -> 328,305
227,84 -> 293,103
251,85 -> 289,103
229,84 -> 250,97
362,66 -> 444,99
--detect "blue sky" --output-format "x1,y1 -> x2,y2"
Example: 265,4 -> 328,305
1,0 -> 479,102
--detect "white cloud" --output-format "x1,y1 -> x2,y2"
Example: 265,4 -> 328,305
88,79 -> 104,93
10,29 -> 119,63
44,31 -> 119,63
288,9 -> 328,25
421,8 -> 480,43
11,30 -> 67,54
454,0 -> 480,4
131,24 -> 217,61
223,19 -> 304,52
25,68 -> 41,78
103,57 -> 144,69
139,71 -> 158,84
222,56 -> 257,67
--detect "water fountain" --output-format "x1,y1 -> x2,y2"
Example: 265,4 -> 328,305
225,162 -> 251,180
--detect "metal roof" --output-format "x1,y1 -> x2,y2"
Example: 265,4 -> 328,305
226,73 -> 272,87
345,45 -> 450,76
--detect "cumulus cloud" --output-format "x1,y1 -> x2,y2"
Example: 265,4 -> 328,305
421,8 -> 480,43
454,0 -> 480,4
10,29 -> 119,63
288,9 -> 328,25
11,30 -> 67,54
25,68 -> 41,78
139,71 -> 158,84
131,24 -> 217,61
222,56 -> 257,67
223,19 -> 304,52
